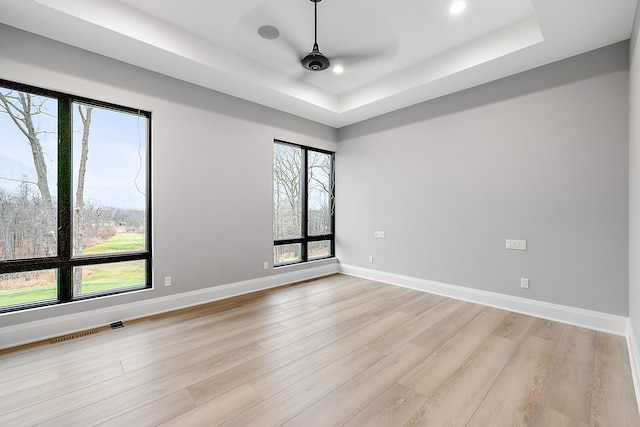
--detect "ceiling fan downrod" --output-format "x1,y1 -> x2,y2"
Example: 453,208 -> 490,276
302,0 -> 330,71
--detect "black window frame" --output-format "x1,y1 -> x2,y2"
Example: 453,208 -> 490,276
273,139 -> 335,266
0,78 -> 152,313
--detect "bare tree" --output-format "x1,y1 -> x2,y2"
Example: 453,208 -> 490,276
0,188 -> 16,259
0,90 -> 56,256
73,104 -> 92,295
273,144 -> 302,239
307,151 -> 332,235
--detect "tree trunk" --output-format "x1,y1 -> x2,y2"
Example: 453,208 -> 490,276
0,91 -> 56,257
73,105 -> 92,296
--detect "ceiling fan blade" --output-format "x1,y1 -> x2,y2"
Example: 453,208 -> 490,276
330,43 -> 398,68
276,29 -> 307,59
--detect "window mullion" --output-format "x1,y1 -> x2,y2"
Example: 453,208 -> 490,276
57,96 -> 73,302
330,152 -> 336,257
301,148 -> 309,262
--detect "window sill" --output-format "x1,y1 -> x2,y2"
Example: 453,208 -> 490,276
274,256 -> 338,271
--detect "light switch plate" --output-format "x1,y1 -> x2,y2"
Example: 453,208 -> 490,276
506,239 -> 527,250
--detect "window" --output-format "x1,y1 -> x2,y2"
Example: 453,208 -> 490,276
0,79 -> 151,312
273,140 -> 334,265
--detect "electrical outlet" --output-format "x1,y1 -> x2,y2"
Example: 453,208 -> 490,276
263,261 -> 269,270
374,231 -> 386,239
369,255 -> 374,263
164,276 -> 172,287
506,239 -> 527,251
521,278 -> 529,289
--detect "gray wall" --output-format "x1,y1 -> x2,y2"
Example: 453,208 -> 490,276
337,42 -> 630,316
0,24 -> 338,327
630,8 -> 640,350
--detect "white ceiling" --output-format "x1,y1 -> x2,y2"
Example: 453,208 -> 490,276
0,0 -> 637,128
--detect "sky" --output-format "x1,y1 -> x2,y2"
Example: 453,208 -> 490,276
0,94 -> 148,210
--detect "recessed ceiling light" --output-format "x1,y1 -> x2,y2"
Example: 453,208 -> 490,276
333,65 -> 344,74
258,25 -> 280,40
450,1 -> 466,14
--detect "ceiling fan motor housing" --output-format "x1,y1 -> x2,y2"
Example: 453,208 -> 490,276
302,45 -> 330,71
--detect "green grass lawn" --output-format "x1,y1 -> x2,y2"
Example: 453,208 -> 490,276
0,286 -> 58,308
1,233 -> 146,308
83,232 -> 145,254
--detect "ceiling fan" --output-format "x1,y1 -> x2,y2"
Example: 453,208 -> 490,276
301,0 -> 330,71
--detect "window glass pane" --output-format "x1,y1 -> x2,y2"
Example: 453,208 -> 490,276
273,143 -> 302,240
0,89 -> 58,260
73,260 -> 146,296
274,244 -> 301,265
308,240 -> 331,260
72,103 -> 148,257
307,150 -> 332,236
0,270 -> 57,308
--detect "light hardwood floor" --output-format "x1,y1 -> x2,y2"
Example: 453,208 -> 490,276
1,274 -> 639,426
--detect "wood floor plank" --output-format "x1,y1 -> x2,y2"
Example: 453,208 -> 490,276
257,309 -> 377,353
592,332 -> 638,404
0,274 -> 637,426
181,298 -> 318,331
590,395 -> 640,427
160,384 -> 263,427
399,293 -> 447,317
535,326 -> 597,423
492,312 -> 536,342
0,367 -> 59,398
120,321 -> 289,373
590,332 -> 640,426
404,335 -> 517,426
307,278 -> 390,308
467,334 -> 555,425
0,361 -> 124,416
409,301 -> 486,352
22,341 -> 269,426
188,310 -> 412,406
530,407 -> 590,427
342,383 -> 426,427
0,321 -> 188,383
399,306 -> 509,397
221,346 -> 386,426
281,342 -> 431,427
527,317 -> 565,344
95,389 -> 197,427
273,283 -> 407,333
249,311 -> 411,399
368,298 -> 465,355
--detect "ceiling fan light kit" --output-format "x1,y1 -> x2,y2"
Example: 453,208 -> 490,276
302,0 -> 330,71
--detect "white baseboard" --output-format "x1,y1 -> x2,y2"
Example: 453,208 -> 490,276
0,262 -> 340,350
0,261 -> 629,347
339,264 -> 628,336
628,320 -> 640,415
